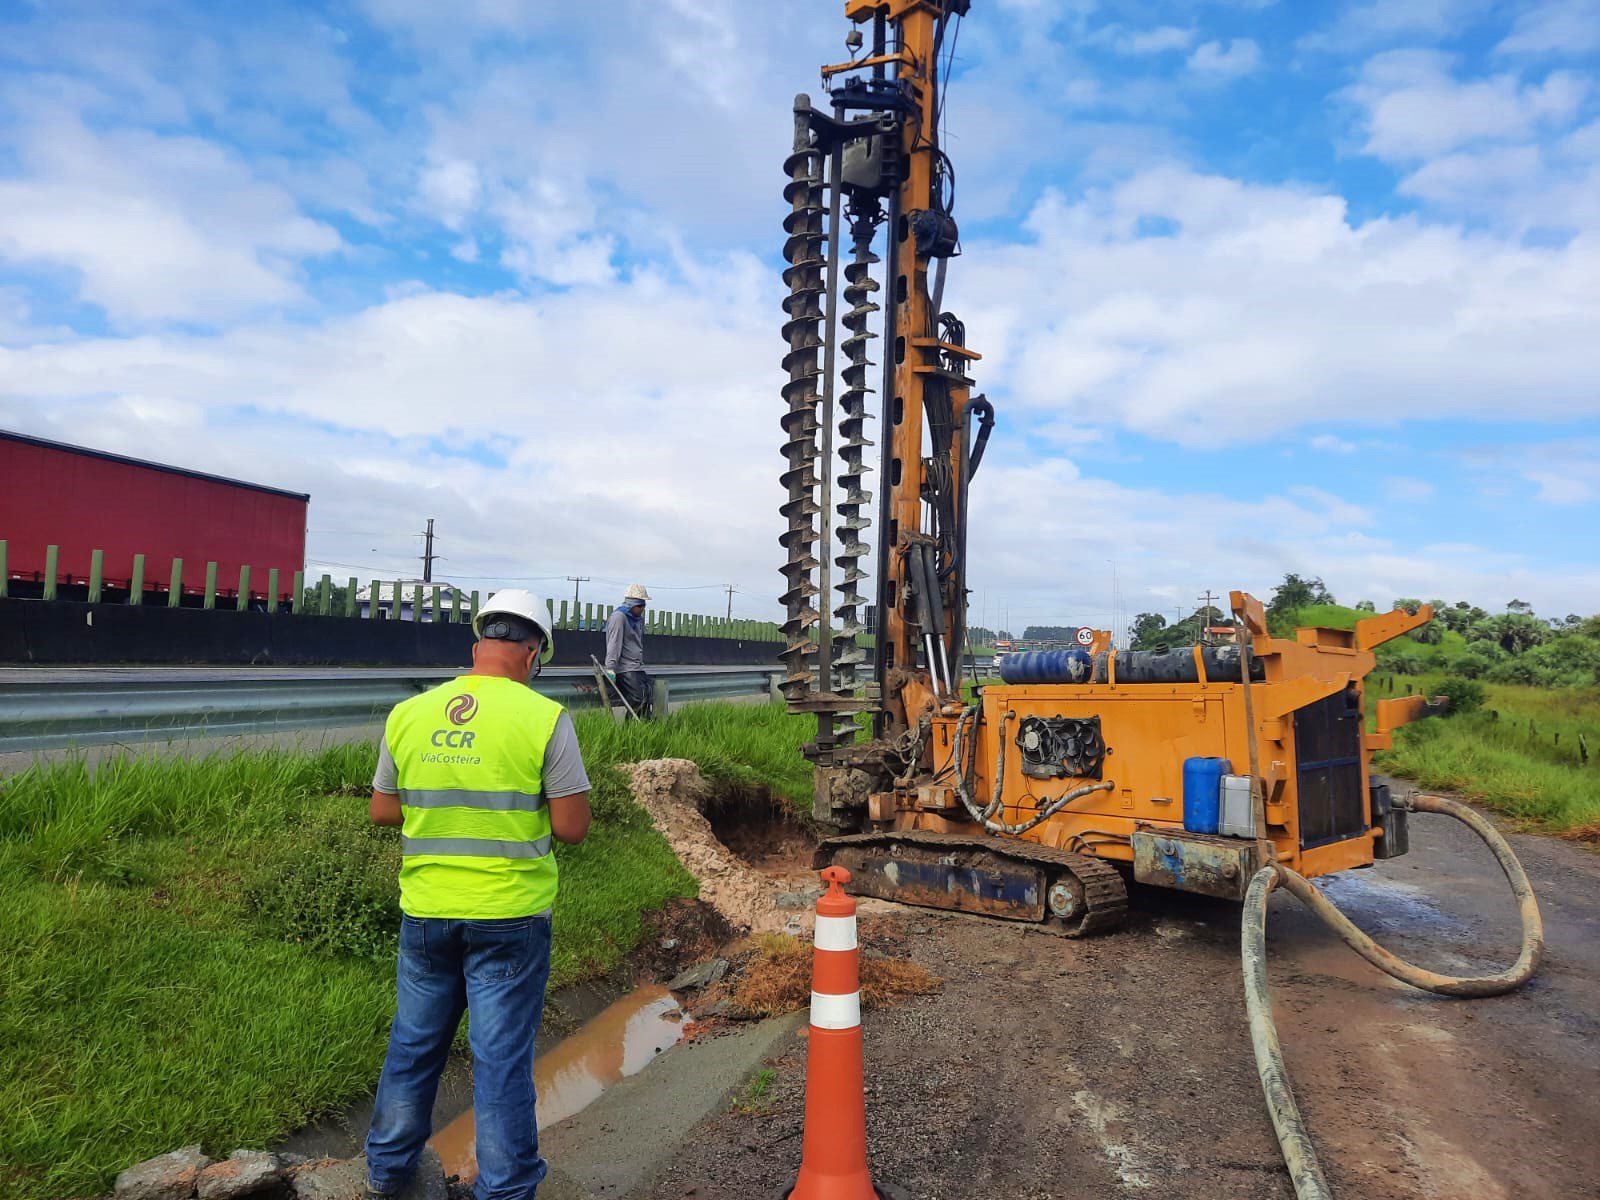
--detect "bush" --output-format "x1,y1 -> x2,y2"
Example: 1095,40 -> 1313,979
1526,636 -> 1600,686
1435,677 -> 1485,715
1487,658 -> 1552,687
1450,642 -> 1506,679
1381,649 -> 1426,675
245,815 -> 401,962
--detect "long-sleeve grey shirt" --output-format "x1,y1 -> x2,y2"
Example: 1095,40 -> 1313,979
604,608 -> 646,673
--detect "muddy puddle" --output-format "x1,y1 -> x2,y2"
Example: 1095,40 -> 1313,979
428,984 -> 693,1181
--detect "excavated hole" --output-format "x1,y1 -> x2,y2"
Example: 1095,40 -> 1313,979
700,782 -> 818,885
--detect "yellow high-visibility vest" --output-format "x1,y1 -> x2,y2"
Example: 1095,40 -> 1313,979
384,675 -> 563,918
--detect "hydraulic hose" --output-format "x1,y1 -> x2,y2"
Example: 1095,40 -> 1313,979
1241,793 -> 1545,1200
950,704 -> 1114,835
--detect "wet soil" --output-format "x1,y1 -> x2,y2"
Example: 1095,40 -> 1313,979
623,759 -> 817,933
631,782 -> 1600,1200
702,785 -> 817,890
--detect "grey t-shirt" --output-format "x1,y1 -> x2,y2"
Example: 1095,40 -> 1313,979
372,709 -> 591,799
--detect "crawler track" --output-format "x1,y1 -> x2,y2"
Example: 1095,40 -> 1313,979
816,829 -> 1128,937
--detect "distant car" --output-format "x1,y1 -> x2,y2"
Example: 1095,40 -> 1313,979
992,654 -> 1005,672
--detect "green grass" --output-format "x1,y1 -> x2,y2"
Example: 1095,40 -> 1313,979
0,701 -> 816,1199
1269,604 -> 1599,829
1368,674 -> 1600,832
728,1066 -> 778,1115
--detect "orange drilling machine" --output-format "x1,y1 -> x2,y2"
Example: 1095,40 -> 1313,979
778,0 -> 1442,934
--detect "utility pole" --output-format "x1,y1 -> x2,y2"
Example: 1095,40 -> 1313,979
1106,559 -> 1120,648
1198,589 -> 1217,645
724,583 -> 737,623
567,575 -> 589,616
419,518 -> 437,583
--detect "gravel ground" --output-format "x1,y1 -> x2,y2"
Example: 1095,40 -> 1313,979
629,786 -> 1600,1200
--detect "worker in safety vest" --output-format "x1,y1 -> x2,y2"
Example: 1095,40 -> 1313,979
364,588 -> 591,1200
602,582 -> 653,718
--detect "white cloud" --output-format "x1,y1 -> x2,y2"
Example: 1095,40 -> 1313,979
1303,0 -> 1495,51
0,105 -> 339,325
1310,434 -> 1358,454
1341,53 -> 1598,229
951,166 -> 1600,446
1496,0 -> 1600,57
1384,476 -> 1437,501
1344,51 -> 1589,163
1186,39 -> 1262,80
418,160 -> 483,231
1398,127 -> 1600,229
1481,439 -> 1600,506
1092,25 -> 1196,55
966,457 -> 1597,625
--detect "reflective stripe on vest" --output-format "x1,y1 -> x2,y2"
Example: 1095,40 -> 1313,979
398,787 -> 547,812
385,674 -> 565,918
401,835 -> 555,859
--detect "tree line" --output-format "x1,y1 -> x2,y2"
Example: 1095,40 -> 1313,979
1128,573 -> 1600,689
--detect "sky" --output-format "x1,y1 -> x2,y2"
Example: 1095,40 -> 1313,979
1,0 -> 1596,638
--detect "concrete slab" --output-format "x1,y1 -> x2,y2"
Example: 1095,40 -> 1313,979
539,1014 -> 802,1198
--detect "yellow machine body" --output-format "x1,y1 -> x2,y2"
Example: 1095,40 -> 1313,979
875,599 -> 1440,892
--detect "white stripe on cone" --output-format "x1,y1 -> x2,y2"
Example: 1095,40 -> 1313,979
813,913 -> 858,952
809,989 -> 862,1031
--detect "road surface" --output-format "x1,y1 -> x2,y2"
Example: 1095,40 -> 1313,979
628,783 -> 1600,1199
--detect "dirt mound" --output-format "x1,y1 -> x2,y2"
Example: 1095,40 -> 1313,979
726,933 -> 942,1019
623,759 -> 805,934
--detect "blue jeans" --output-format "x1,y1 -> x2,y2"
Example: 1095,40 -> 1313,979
366,913 -> 552,1200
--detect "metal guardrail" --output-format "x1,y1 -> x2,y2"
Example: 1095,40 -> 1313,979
0,665 -> 783,754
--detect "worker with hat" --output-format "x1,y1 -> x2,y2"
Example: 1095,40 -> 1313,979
603,582 -> 654,719
364,588 -> 591,1200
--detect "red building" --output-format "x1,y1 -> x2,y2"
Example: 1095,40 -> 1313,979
1,430 -> 308,603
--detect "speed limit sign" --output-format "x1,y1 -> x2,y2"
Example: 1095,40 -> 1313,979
1076,628 -> 1094,646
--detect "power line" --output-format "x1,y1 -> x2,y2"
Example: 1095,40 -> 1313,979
566,576 -> 590,613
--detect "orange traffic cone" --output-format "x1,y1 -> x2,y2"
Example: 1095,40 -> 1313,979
785,866 -> 906,1200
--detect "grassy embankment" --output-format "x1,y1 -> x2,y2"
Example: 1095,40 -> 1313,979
1275,603 -> 1600,833
0,701 -> 816,1200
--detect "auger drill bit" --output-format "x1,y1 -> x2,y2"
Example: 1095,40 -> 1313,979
779,97 -> 826,706
832,204 -> 882,723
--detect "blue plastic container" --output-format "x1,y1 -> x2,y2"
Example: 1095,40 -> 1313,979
999,648 -> 1094,685
1182,757 -> 1226,834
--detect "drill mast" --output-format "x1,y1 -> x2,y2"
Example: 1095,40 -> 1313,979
780,0 -> 991,781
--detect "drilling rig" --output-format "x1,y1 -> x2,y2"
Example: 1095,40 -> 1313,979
779,0 -> 1446,935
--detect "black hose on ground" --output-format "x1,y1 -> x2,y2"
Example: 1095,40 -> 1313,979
1241,793 -> 1545,1199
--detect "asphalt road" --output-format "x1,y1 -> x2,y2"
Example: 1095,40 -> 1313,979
629,783 -> 1600,1199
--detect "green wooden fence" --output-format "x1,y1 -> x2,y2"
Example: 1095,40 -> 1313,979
0,540 -> 784,639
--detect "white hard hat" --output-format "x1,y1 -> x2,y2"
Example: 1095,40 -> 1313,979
624,583 -> 651,603
474,588 -> 556,665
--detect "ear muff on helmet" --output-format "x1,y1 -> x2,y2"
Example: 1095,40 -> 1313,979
480,615 -> 537,643
480,615 -> 555,677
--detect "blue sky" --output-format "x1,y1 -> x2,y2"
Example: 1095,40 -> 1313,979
1,0 -> 1596,633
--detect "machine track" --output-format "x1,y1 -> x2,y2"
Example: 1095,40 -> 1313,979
816,829 -> 1129,937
